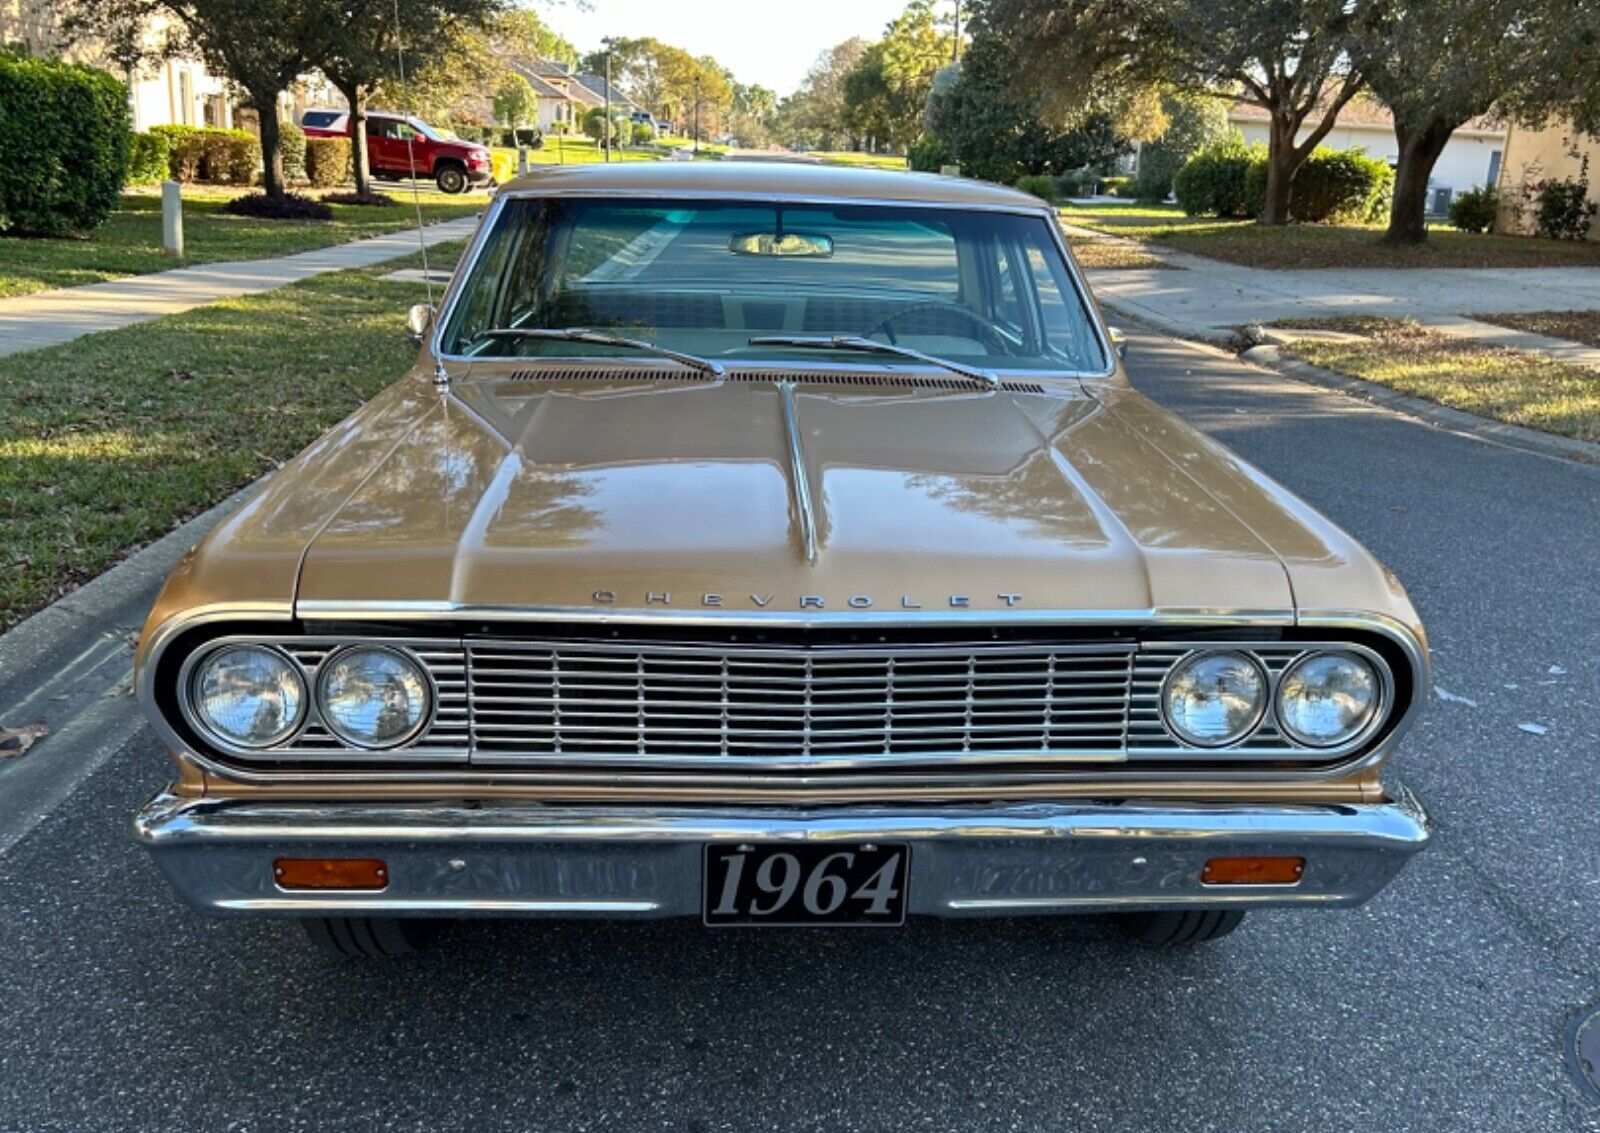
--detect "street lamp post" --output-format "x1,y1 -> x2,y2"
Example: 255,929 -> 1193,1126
693,76 -> 700,155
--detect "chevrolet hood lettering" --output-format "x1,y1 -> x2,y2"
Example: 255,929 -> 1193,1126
255,373 -> 1398,620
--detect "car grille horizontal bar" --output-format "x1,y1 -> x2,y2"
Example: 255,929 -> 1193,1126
469,640 -> 1134,766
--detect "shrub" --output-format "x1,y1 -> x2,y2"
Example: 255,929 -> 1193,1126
1134,93 -> 1231,203
1173,136 -> 1266,218
1448,185 -> 1499,234
321,190 -> 395,206
279,121 -> 306,183
149,124 -> 260,184
907,133 -> 950,173
631,122 -> 654,146
220,191 -> 332,220
1101,175 -> 1134,198
0,54 -> 132,235
128,131 -> 171,185
304,136 -> 352,188
1052,168 -> 1097,198
1288,148 -> 1394,223
1014,173 -> 1056,202
1532,165 -> 1597,241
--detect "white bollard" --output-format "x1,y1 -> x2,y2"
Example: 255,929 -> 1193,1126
161,180 -> 184,258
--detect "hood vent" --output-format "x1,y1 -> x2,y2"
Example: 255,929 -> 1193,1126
499,366 -> 1049,395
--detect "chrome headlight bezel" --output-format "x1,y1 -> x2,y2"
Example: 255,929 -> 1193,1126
313,643 -> 435,751
1159,649 -> 1270,749
1274,649 -> 1385,749
185,643 -> 308,750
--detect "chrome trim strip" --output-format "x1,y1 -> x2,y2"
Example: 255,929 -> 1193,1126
776,380 -> 819,565
134,784 -> 1433,919
290,601 -> 1298,627
427,193 -> 1116,381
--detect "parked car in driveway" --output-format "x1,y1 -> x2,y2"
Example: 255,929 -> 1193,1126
299,108 -> 491,193
133,163 -> 1431,956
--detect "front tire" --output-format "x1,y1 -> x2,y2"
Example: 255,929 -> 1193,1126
302,916 -> 429,957
1112,909 -> 1245,947
435,163 -> 467,194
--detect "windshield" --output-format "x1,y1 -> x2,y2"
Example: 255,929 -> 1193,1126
439,198 -> 1108,373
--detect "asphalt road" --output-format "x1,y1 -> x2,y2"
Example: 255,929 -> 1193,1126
3,329 -> 1599,1132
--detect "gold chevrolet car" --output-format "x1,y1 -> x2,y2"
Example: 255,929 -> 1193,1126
133,163 -> 1431,955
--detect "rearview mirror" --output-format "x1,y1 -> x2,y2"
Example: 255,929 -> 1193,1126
406,303 -> 436,344
728,231 -> 834,258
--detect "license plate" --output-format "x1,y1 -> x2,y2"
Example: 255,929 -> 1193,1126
703,843 -> 910,926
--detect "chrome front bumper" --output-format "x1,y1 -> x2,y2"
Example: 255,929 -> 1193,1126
133,785 -> 1431,919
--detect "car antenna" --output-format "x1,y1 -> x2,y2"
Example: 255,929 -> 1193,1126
390,0 -> 447,391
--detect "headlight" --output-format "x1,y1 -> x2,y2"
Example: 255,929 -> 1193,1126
1161,650 -> 1267,747
1276,652 -> 1380,747
192,645 -> 306,748
316,646 -> 431,748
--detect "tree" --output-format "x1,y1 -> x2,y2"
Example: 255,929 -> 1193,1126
984,0 -> 1366,225
775,37 -> 869,149
492,6 -> 577,68
1134,92 -> 1231,201
1349,0 -> 1600,243
494,71 -> 536,129
843,0 -> 958,147
63,0 -> 343,197
925,28 -> 1128,182
582,105 -> 620,145
319,0 -> 505,197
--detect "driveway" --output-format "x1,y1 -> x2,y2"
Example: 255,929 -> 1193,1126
1,331 -> 1598,1132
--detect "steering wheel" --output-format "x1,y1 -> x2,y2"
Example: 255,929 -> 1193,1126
863,302 -> 1012,354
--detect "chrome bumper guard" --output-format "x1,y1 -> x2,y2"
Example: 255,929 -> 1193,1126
134,785 -> 1431,919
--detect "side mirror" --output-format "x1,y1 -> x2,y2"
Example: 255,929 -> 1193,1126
406,303 -> 436,344
1107,326 -> 1128,361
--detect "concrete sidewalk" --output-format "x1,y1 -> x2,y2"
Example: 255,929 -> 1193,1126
1078,234 -> 1600,364
0,214 -> 479,358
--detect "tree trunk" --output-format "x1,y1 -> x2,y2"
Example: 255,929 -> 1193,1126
336,80 -> 372,197
257,103 -> 285,197
1386,120 -> 1457,244
1260,116 -> 1296,225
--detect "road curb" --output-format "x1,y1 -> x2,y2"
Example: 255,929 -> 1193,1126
1097,299 -> 1246,350
1239,344 -> 1600,467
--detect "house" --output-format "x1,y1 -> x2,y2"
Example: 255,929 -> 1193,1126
1493,119 -> 1600,239
505,59 -> 605,133
0,0 -> 240,131
1228,98 -> 1507,215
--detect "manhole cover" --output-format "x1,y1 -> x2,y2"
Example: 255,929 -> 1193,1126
1566,1005 -> 1600,1105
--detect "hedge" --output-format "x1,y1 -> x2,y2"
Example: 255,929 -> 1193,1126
128,131 -> 171,185
280,121 -> 306,183
304,136 -> 353,188
149,125 -> 260,184
1014,173 -> 1055,202
0,54 -> 132,235
1175,138 -> 1393,224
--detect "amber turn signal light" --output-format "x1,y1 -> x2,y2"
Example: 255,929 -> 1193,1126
273,857 -> 389,890
1202,856 -> 1305,885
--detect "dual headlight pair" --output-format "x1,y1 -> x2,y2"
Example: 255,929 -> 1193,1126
189,645 -> 431,750
1162,649 -> 1383,749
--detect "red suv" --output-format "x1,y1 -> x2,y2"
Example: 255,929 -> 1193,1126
299,109 -> 492,194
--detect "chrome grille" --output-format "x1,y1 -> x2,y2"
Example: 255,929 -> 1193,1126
469,640 -> 1133,766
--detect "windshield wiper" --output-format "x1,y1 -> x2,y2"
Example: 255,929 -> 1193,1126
747,335 -> 999,390
476,328 -> 724,376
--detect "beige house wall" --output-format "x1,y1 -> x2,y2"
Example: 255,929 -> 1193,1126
1494,120 -> 1600,239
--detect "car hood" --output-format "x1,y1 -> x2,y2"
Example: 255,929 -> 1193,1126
271,370 -> 1404,622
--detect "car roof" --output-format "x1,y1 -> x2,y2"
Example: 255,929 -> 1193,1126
496,161 -> 1047,209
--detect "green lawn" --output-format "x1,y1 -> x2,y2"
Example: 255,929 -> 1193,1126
810,151 -> 908,171
499,137 -> 666,167
0,188 -> 486,300
0,241 -> 464,629
1271,316 -> 1600,446
1059,202 -> 1600,270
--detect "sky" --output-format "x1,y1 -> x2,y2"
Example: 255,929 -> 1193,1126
541,0 -> 914,96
